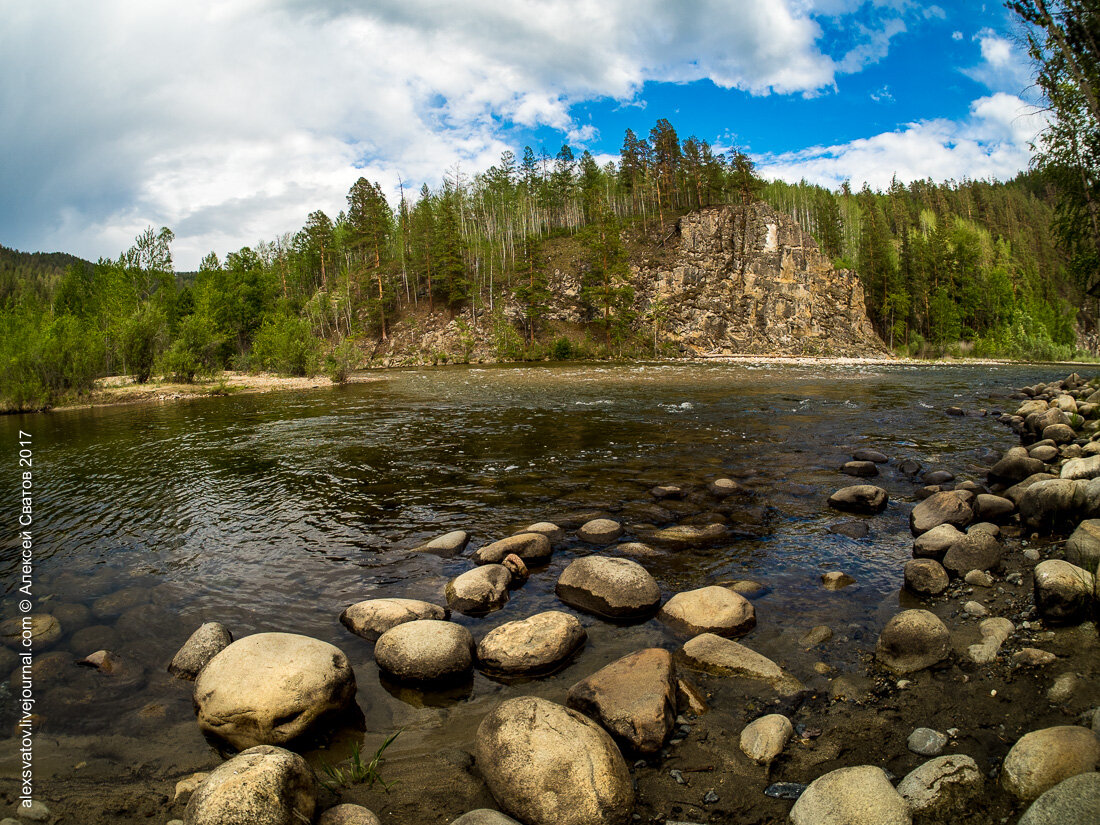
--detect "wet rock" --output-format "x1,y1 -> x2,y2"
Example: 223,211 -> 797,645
829,521 -> 869,539
567,648 -> 677,754
1048,672 -> 1081,703
657,586 -> 755,637
973,494 -> 1016,522
707,478 -> 744,497
519,522 -> 565,542
577,519 -> 624,545
800,625 -> 833,647
827,485 -> 888,515
912,524 -> 965,560
841,461 -> 878,477
898,459 -> 922,476
70,624 -> 118,654
897,755 -> 983,822
169,622 -> 233,679
1065,519 -> 1100,574
473,533 -> 552,566
610,542 -> 661,558
1062,455 -> 1100,481
1033,560 -> 1094,625
821,571 -> 856,590
853,448 -> 889,463
650,484 -> 685,499
90,586 -> 150,619
13,650 -> 73,688
340,599 -> 447,642
184,745 -> 315,825
739,714 -> 793,765
413,530 -> 470,557
1017,771 -> 1100,825
642,523 -> 728,549
49,603 -> 90,633
555,557 -> 661,620
475,696 -> 634,825
1014,648 -> 1058,667
903,559 -> 949,597
964,569 -> 994,587
477,611 -> 585,676
0,615 -> 61,650
680,634 -> 803,694
194,633 -> 356,750
446,565 -> 512,616
789,765 -> 910,825
450,811 -> 522,825
923,469 -> 955,485
942,531 -> 1002,577
502,554 -> 528,581
375,620 -> 475,683
875,610 -> 950,675
317,804 -> 382,825
990,447 -> 1046,484
908,727 -> 948,756
910,492 -> 973,536
725,579 -> 767,596
1044,423 -> 1077,444
1002,725 -> 1100,800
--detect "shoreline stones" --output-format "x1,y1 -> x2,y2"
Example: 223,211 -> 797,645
910,491 -> 973,536
1018,772 -> 1100,825
942,531 -> 1002,577
912,524 -> 965,560
577,519 -> 624,545
789,765 -> 910,825
184,745 -> 315,825
472,533 -> 552,566
194,632 -> 356,750
903,559 -> 949,596
1065,519 -> 1100,573
412,530 -> 470,557
555,557 -> 661,620
679,633 -> 802,694
739,714 -> 793,765
657,586 -> 755,637
897,755 -> 983,821
567,648 -> 677,754
1002,725 -> 1100,800
375,620 -> 475,683
340,599 -> 448,641
1033,560 -> 1094,625
446,565 -> 512,616
827,485 -> 888,514
475,696 -> 634,825
169,622 -> 233,680
476,611 -> 586,676
875,610 -> 950,674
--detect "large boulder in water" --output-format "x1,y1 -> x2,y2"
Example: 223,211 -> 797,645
476,611 -> 586,676
375,620 -> 475,683
789,765 -> 911,825
1002,726 -> 1100,801
194,633 -> 356,750
555,557 -> 660,619
184,745 -> 316,825
475,696 -> 634,825
875,610 -> 950,675
910,492 -> 973,536
657,586 -> 755,637
827,485 -> 888,514
340,598 -> 447,641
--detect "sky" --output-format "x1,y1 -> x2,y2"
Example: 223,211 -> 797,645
0,1 -> 1047,270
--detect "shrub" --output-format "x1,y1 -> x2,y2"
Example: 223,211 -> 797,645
121,304 -> 168,383
160,314 -> 223,382
250,314 -> 320,376
550,337 -> 574,360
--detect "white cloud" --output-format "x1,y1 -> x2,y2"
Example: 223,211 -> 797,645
952,30 -> 963,40
756,93 -> 1047,190
964,28 -> 1034,95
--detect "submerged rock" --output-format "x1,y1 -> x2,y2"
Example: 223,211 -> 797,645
375,620 -> 475,683
789,765 -> 911,825
0,614 -> 61,650
1002,725 -> 1100,800
657,586 -> 755,637
642,523 -> 728,549
708,478 -> 744,497
555,557 -> 661,619
477,611 -> 585,676
340,598 -> 447,641
169,622 -> 233,680
679,633 -> 802,694
875,610 -> 950,675
853,448 -> 889,463
184,745 -> 315,825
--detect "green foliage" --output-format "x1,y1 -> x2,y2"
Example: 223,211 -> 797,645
0,309 -> 103,411
318,730 -> 401,793
550,337 -> 574,360
121,303 -> 168,383
250,314 -> 320,376
325,337 -> 358,383
160,313 -> 223,382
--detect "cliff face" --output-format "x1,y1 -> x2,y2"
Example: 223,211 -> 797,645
650,204 -> 886,356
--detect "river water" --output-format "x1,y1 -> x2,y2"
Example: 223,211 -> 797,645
0,361 -> 1090,802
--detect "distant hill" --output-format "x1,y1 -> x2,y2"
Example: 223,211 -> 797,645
0,244 -> 93,309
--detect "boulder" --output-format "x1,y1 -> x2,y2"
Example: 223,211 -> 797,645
989,447 -> 1046,484
413,530 -> 470,556
317,804 -> 382,825
679,634 -> 803,694
903,559 -> 949,597
1018,772 -> 1100,825
577,519 -> 624,545
477,611 -> 586,676
184,745 -> 316,825
555,557 -> 661,620
1018,478 -> 1100,530
657,586 -> 755,637
1031,407 -> 1070,435
1065,519 -> 1100,573
450,812 -> 523,825
827,485 -> 888,515
1033,560 -> 1094,625
650,484 -> 685,499
912,524 -> 965,560
641,523 -> 728,549
896,755 -> 983,822
194,633 -> 356,750
942,531 -> 1002,577
475,696 -> 634,825
518,522 -> 565,542
1062,455 -> 1100,481
340,598 -> 447,641
0,615 -> 61,650
375,620 -> 475,683
1002,726 -> 1100,800
169,622 -> 233,680
909,492 -> 972,536
567,648 -> 677,754
821,571 -> 856,590
841,461 -> 878,477
875,610 -> 950,675
708,478 -> 744,497
1044,423 -> 1077,444
789,765 -> 911,825
472,533 -> 552,566
853,448 -> 889,463
973,494 -> 1016,522
446,565 -> 512,616
739,714 -> 793,765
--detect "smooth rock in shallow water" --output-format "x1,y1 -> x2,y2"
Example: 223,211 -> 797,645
680,634 -> 803,694
964,569 -> 994,587
942,531 -> 1002,577
518,522 -> 565,542
90,586 -> 149,619
610,541 -> 661,558
317,804 -> 382,825
642,523 -> 727,549
897,755 -> 983,821
853,448 -> 889,463
1014,648 -> 1058,666
446,565 -> 512,616
340,598 -> 447,641
567,648 -> 677,754
650,484 -> 685,499
875,610 -> 950,675
821,571 -> 856,590
789,765 -> 911,825
910,492 -> 973,536
375,620 -> 474,683
1033,560 -> 1094,625
577,518 -> 623,545
472,533 -> 552,566
0,615 -> 61,650
413,530 -> 470,556
555,557 -> 661,619
1065,519 -> 1100,574
907,727 -> 948,756
990,447 -> 1046,483
841,460 -> 878,477
829,520 -> 869,539
827,485 -> 888,515
739,714 -> 793,765
169,622 -> 233,679
922,469 -> 955,485
707,478 -> 744,497
477,611 -> 585,676
1001,725 -> 1100,800
450,811 -> 523,825
657,586 -> 755,637
475,696 -> 634,825
194,633 -> 356,750
912,524 -> 965,560
1062,455 -> 1100,480
1017,771 -> 1100,825
903,559 -> 949,597
49,602 -> 90,633
800,625 -> 833,647
184,745 -> 315,825
13,802 -> 49,822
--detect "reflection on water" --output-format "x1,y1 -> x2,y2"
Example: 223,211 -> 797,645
0,361 -> 1085,772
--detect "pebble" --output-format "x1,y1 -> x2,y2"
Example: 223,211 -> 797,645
908,727 -> 949,756
1023,549 -> 1041,562
764,782 -> 808,800
14,801 -> 50,822
702,791 -> 719,805
670,769 -> 686,785
963,601 -> 989,617
1047,673 -> 1080,703
1014,648 -> 1058,667
964,570 -> 994,587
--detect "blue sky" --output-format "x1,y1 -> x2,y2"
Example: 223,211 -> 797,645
0,1 -> 1044,269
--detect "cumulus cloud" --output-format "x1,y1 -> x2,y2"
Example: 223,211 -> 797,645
964,28 -> 1035,95
756,93 -> 1047,190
